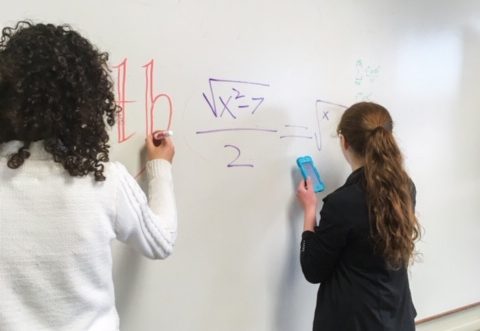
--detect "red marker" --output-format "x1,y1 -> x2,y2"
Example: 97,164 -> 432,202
152,130 -> 173,146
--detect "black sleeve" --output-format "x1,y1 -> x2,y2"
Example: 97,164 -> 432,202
300,197 -> 350,284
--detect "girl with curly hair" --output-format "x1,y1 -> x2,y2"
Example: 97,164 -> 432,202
0,21 -> 177,331
296,102 -> 420,330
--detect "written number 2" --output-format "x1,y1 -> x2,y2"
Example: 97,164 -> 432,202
224,145 -> 254,168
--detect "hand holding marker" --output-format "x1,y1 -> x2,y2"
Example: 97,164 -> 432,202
153,130 -> 173,145
146,130 -> 175,163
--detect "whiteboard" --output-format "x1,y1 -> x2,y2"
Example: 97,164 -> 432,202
2,1 -> 480,330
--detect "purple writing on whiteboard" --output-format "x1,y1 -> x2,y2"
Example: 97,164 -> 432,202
279,124 -> 313,139
197,78 -> 349,168
224,145 -> 254,168
314,99 -> 348,151
202,78 -> 269,118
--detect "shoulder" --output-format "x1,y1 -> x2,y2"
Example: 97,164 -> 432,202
321,180 -> 368,226
106,161 -> 128,174
101,161 -> 136,186
324,180 -> 365,209
103,161 -> 125,178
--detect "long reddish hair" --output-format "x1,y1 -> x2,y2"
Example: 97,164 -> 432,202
337,102 -> 420,268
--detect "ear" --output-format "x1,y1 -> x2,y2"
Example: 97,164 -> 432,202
339,133 -> 349,150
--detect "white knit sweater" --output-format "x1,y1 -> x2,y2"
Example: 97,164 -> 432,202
0,141 -> 177,331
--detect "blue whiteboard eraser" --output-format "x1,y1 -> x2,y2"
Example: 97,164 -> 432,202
296,155 -> 325,193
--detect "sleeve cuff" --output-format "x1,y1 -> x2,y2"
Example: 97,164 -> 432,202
146,159 -> 172,180
302,230 -> 315,240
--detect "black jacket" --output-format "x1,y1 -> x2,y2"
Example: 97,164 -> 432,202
300,167 -> 416,331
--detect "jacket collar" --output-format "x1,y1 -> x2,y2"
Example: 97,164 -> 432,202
345,166 -> 365,186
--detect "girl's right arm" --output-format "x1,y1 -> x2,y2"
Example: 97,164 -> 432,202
298,195 -> 350,284
112,136 -> 177,259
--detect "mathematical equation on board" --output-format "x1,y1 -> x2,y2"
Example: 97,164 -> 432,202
108,58 -> 368,171
196,78 -> 347,168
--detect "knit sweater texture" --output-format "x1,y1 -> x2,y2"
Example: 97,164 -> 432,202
0,141 -> 177,331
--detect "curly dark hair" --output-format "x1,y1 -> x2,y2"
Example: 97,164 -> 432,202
0,21 -> 118,181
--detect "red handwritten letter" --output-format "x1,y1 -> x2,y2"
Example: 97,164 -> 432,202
143,59 -> 173,135
113,58 -> 135,143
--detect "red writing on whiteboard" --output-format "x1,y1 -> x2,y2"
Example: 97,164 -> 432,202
113,58 -> 173,144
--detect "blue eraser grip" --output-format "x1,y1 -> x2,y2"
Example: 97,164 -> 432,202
296,155 -> 325,193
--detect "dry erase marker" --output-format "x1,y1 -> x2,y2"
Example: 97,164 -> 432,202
153,130 -> 173,145
153,130 -> 173,139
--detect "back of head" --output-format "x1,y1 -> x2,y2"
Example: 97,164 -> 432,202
337,102 -> 420,269
0,21 -> 118,181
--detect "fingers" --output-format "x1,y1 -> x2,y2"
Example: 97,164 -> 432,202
161,136 -> 173,148
296,177 -> 318,212
146,134 -> 155,149
297,177 -> 313,193
145,133 -> 175,162
147,132 -> 172,148
305,177 -> 313,191
297,181 -> 307,197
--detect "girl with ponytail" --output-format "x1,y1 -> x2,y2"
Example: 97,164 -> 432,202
296,102 -> 420,331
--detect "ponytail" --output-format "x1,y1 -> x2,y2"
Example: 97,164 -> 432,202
365,126 -> 419,269
338,102 -> 420,269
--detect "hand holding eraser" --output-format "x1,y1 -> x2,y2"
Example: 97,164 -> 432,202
296,155 -> 325,193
